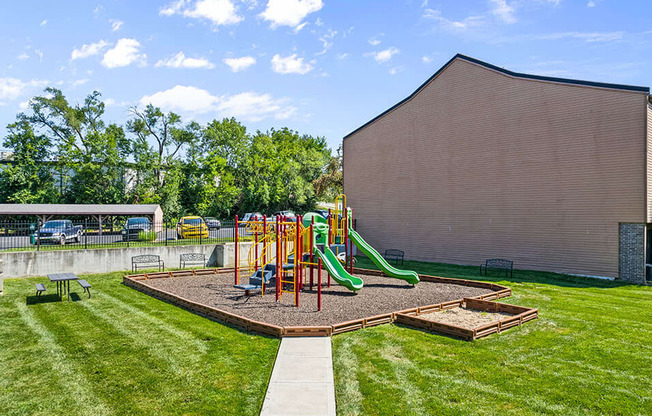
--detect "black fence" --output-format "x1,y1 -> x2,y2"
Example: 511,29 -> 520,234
0,217 -> 358,253
0,220 -> 239,252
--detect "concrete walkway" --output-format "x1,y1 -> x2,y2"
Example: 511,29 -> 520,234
260,337 -> 336,416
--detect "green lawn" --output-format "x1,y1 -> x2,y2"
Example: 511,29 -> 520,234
0,271 -> 279,416
333,257 -> 652,416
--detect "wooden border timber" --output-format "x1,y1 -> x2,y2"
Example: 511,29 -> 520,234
122,267 -> 526,339
395,297 -> 538,341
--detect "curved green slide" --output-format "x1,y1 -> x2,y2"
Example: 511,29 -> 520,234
303,212 -> 364,291
349,230 -> 420,285
313,246 -> 364,291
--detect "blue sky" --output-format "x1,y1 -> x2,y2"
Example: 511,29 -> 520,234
0,0 -> 650,153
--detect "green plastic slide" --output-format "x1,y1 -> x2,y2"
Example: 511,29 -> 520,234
313,246 -> 364,291
348,230 -> 420,285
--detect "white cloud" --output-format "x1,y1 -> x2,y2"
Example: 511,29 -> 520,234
19,100 -> 31,110
139,85 -> 296,121
260,0 -> 323,28
336,53 -> 349,60
40,19 -> 47,26
423,9 -> 485,30
271,54 -> 313,74
17,53 -> 29,60
71,40 -> 109,60
490,0 -> 516,24
155,52 -> 215,69
537,31 -> 624,43
111,19 -> 124,31
0,78 -> 47,101
422,56 -> 432,63
101,38 -> 147,68
141,85 -> 218,113
223,56 -> 256,72
293,22 -> 309,33
389,67 -> 402,75
367,47 -> 399,64
218,92 -> 296,121
316,29 -> 337,55
161,0 -> 243,26
71,79 -> 89,87
368,38 -> 381,46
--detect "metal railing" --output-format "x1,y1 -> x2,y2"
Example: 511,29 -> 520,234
0,220 -> 241,252
0,217 -> 356,253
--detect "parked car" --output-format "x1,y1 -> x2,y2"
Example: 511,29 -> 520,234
203,217 -> 221,230
273,210 -> 297,221
240,212 -> 263,225
314,209 -> 329,219
34,220 -> 83,245
176,216 -> 209,239
121,217 -> 152,241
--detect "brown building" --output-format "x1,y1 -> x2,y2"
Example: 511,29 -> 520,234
343,54 -> 651,283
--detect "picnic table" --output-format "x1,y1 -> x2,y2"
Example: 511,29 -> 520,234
48,273 -> 79,301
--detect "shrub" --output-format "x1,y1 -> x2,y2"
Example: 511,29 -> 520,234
139,231 -> 158,242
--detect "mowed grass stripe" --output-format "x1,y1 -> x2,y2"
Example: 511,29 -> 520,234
2,275 -> 279,415
331,258 -> 652,415
15,300 -> 112,416
86,290 -> 209,354
27,295 -> 183,415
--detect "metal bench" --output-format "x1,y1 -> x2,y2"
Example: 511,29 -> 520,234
131,255 -> 164,273
384,249 -> 405,266
180,253 -> 206,269
480,258 -> 513,278
36,283 -> 46,297
78,279 -> 92,298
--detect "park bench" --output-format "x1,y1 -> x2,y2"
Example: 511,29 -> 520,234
180,253 -> 206,269
480,258 -> 513,278
131,254 -> 164,273
78,279 -> 92,298
384,249 -> 405,266
35,283 -> 46,297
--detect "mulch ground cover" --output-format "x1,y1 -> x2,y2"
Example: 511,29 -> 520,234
142,270 -> 493,326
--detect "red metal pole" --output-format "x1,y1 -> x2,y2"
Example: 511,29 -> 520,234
255,221 -> 259,272
298,215 -> 304,289
345,208 -> 350,274
310,217 -> 314,287
276,215 -> 280,302
318,255 -> 322,311
328,208 -> 332,247
295,216 -> 300,307
234,215 -> 239,285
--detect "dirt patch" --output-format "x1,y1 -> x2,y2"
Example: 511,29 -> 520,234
141,270 -> 493,327
419,307 -> 512,329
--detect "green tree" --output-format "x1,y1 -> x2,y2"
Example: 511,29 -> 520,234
21,88 -> 130,204
185,118 -> 247,218
0,120 -> 58,203
312,144 -> 343,200
126,105 -> 200,218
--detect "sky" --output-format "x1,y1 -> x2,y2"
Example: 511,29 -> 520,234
0,0 -> 651,153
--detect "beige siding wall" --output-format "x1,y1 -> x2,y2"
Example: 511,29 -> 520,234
343,59 -> 647,277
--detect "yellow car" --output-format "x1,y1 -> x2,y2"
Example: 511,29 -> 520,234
176,216 -> 209,239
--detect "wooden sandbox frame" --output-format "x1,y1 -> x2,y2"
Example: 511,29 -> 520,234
395,297 -> 538,341
123,267 -> 523,339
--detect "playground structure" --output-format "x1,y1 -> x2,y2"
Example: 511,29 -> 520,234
233,195 -> 420,310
